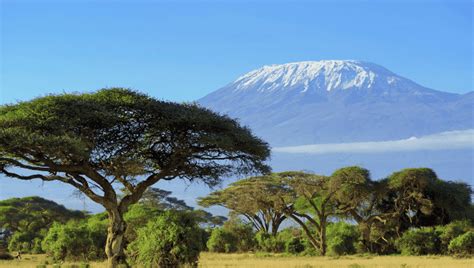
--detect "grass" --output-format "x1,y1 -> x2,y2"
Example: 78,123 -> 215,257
198,253 -> 473,268
0,253 -> 472,268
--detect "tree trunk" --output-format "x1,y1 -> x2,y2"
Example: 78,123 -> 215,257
319,218 -> 327,256
105,209 -> 127,268
289,214 -> 319,251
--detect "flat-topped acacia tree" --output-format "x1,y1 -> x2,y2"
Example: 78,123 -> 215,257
0,88 -> 270,267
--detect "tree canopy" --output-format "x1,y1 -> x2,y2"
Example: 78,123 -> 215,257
199,174 -> 290,236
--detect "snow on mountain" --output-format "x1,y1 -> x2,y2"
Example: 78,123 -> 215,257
199,60 -> 473,146
233,60 -> 382,92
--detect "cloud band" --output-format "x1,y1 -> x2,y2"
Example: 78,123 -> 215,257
273,129 -> 474,154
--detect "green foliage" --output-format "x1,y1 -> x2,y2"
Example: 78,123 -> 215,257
198,175 -> 288,235
387,168 -> 438,218
123,204 -> 161,243
276,227 -> 306,254
255,231 -> 285,253
327,222 -> 359,256
436,220 -> 472,254
0,88 -> 270,189
330,166 -> 372,207
206,228 -> 237,253
223,219 -> 256,252
139,187 -> 193,211
420,180 -> 474,226
285,237 -> 305,254
395,228 -> 440,255
41,219 -> 107,261
0,196 -> 84,254
127,210 -> 204,267
207,219 -> 255,253
448,231 -> 474,256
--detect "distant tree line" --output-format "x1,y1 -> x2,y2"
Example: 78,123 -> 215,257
199,167 -> 473,256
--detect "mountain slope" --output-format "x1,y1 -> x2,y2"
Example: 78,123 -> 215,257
199,60 -> 473,146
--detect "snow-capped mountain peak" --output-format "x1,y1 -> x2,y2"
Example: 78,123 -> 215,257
232,60 -> 400,92
199,60 -> 471,146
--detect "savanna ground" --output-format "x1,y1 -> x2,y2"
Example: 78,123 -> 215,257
1,253 -> 472,268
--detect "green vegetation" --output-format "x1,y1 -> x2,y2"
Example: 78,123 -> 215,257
3,167 -> 471,266
448,231 -> 474,256
0,197 -> 85,254
326,222 -> 359,256
127,211 -> 204,267
395,228 -> 440,255
207,219 -> 256,253
41,215 -> 107,261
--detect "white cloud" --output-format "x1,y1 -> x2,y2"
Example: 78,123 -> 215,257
273,129 -> 474,154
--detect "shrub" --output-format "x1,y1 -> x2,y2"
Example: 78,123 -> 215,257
396,228 -> 440,255
127,211 -> 204,267
448,231 -> 474,256
42,220 -> 107,261
207,228 -> 237,253
255,231 -> 285,253
327,222 -> 359,256
7,231 -> 43,253
223,219 -> 256,252
286,237 -> 305,254
207,219 -> 255,253
436,220 -> 472,254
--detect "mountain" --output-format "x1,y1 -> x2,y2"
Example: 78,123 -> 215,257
199,60 -> 473,146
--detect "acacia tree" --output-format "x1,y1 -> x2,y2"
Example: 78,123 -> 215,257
0,88 -> 270,267
331,167 -> 473,253
199,175 -> 289,236
329,166 -> 389,252
278,171 -> 340,256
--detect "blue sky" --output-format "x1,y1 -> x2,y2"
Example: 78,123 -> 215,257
1,0 -> 472,105
0,0 -> 472,212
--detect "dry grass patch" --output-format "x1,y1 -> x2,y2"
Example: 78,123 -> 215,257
0,253 -> 472,268
198,252 -> 473,268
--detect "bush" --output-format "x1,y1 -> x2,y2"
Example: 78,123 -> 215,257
327,222 -> 359,256
207,228 -> 237,253
275,227 -> 305,254
396,228 -> 440,255
123,204 -> 161,243
207,219 -> 255,253
448,231 -> 474,256
8,231 -> 43,253
436,220 -> 472,254
42,219 -> 107,261
223,219 -> 256,252
127,211 -> 204,267
286,237 -> 305,254
255,231 -> 285,253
